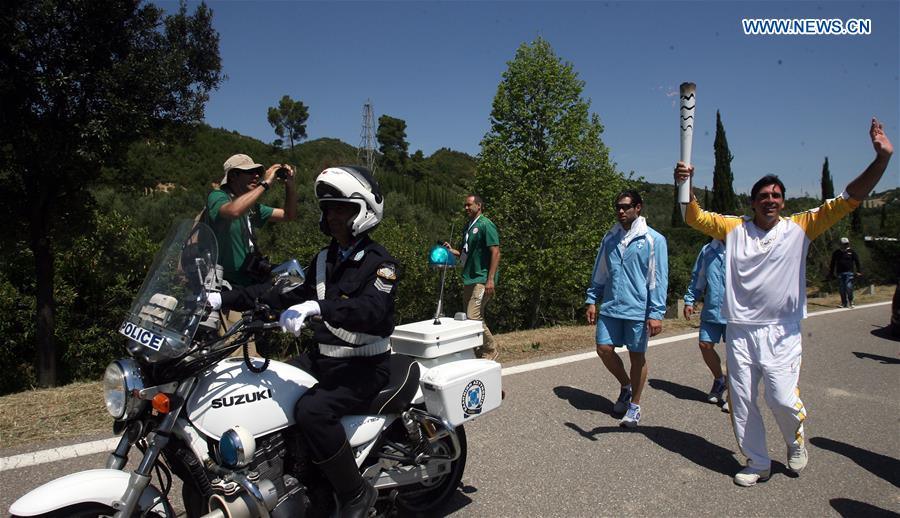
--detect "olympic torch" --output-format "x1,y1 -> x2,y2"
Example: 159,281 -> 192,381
678,82 -> 696,219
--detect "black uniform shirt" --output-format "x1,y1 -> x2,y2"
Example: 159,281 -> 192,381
221,235 -> 399,348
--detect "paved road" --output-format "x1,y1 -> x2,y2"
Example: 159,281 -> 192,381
3,304 -> 898,516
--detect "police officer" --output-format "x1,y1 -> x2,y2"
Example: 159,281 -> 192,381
214,166 -> 396,517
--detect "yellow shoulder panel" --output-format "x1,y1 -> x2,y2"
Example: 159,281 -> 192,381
790,194 -> 860,240
685,200 -> 743,241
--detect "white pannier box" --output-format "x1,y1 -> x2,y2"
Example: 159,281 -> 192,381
419,359 -> 502,426
390,318 -> 483,358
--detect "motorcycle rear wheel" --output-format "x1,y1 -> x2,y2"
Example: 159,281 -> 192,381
393,425 -> 467,516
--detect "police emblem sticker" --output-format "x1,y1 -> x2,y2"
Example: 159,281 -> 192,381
375,263 -> 397,293
461,380 -> 485,416
376,264 -> 397,280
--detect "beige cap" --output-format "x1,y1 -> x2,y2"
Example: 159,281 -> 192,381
840,237 -> 850,244
220,154 -> 263,185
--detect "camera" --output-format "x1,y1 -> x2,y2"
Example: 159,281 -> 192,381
275,165 -> 291,180
240,251 -> 274,282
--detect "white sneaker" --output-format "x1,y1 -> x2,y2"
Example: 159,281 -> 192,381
619,403 -> 641,428
721,400 -> 730,413
788,443 -> 808,473
734,466 -> 771,487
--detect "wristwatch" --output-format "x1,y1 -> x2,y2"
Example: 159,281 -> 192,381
259,180 -> 270,190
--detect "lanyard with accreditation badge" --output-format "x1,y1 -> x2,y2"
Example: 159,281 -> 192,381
460,215 -> 480,267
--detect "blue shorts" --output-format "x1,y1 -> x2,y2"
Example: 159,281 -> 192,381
596,315 -> 648,353
699,321 -> 727,344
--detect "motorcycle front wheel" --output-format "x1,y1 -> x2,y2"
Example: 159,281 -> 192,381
11,502 -> 171,518
393,424 -> 467,516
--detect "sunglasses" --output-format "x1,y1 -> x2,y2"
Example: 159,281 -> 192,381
237,168 -> 263,176
614,203 -> 636,212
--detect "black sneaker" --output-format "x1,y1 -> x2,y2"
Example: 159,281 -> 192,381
613,386 -> 632,414
707,377 -> 727,404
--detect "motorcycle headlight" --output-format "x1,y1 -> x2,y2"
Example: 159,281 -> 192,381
103,360 -> 146,420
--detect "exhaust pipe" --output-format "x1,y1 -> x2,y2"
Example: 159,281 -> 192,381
206,492 -> 259,518
203,477 -> 277,518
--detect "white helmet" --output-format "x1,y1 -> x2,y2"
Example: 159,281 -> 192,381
315,166 -> 384,237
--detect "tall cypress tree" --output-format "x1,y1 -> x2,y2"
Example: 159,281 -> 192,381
711,111 -> 739,214
820,157 -> 834,201
851,205 -> 863,233
671,191 -> 683,227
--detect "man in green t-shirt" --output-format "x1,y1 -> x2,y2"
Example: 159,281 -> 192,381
207,153 -> 297,287
443,194 -> 501,360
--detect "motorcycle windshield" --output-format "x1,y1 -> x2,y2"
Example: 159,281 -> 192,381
120,220 -> 218,363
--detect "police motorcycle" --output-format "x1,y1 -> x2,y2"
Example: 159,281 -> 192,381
10,220 -> 502,518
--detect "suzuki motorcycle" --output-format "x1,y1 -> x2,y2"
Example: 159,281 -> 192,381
10,220 -> 502,518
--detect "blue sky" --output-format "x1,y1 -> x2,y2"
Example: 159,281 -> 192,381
166,1 -> 899,197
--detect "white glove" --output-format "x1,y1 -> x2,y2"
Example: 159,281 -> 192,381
279,301 -> 321,337
207,292 -> 222,311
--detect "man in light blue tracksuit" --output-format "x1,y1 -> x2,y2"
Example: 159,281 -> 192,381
683,239 -> 728,410
585,190 -> 668,428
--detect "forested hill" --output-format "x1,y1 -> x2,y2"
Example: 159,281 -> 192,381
0,124 -> 481,394
90,125 -> 475,242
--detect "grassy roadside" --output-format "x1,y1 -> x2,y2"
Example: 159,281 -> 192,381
1,285 -> 894,451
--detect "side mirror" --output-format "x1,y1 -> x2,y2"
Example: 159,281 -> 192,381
271,259 -> 305,284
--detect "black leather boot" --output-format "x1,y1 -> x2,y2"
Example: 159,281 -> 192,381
337,479 -> 377,518
315,441 -> 377,518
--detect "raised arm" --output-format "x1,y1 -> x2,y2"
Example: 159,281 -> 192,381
845,118 -> 893,201
269,164 -> 297,223
219,166 -> 278,219
674,162 -> 741,240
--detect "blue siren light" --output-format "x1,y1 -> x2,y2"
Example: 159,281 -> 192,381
428,245 -> 456,267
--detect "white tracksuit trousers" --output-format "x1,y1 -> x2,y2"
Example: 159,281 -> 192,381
726,322 -> 807,470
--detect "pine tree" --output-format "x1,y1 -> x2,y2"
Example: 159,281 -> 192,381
711,111 -> 739,214
376,115 -> 409,174
820,157 -> 834,201
267,95 -> 309,149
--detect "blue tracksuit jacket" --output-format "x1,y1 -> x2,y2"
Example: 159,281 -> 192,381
585,217 -> 669,321
683,240 -> 727,325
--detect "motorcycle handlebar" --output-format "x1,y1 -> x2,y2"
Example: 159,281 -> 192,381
243,320 -> 281,332
221,305 -> 322,339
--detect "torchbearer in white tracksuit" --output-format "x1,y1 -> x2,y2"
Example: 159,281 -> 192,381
674,118 -> 893,487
